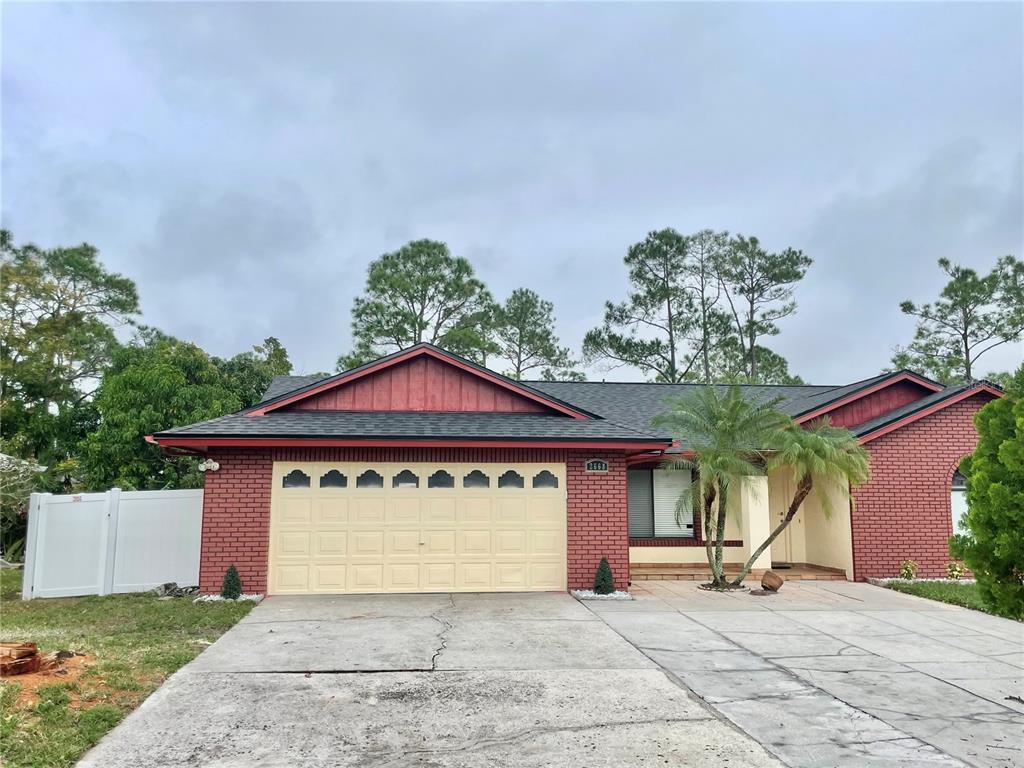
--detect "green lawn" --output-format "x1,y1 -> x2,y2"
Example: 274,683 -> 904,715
0,569 -> 253,768
885,579 -> 1019,620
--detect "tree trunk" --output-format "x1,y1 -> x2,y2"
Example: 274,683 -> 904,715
730,475 -> 813,586
702,483 -> 718,584
712,483 -> 729,586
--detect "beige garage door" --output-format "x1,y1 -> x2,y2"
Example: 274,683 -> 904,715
268,462 -> 567,594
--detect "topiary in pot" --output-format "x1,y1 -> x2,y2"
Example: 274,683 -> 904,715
593,557 -> 614,595
221,564 -> 242,599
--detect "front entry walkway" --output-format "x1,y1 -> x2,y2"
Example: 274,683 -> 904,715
587,580 -> 1023,768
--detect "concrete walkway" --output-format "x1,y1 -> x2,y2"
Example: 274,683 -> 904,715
587,580 -> 1023,768
78,592 -> 780,767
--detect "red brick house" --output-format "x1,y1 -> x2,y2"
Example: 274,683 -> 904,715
151,343 -> 1001,594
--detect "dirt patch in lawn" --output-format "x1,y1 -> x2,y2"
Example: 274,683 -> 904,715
4,652 -> 93,708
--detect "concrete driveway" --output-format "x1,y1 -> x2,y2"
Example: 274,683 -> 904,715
78,591 -> 780,767
593,580 -> 1023,768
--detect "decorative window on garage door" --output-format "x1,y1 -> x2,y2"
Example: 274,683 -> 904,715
356,469 -> 384,488
282,469 -> 310,488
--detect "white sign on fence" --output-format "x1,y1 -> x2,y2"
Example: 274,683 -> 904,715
21,488 -> 203,600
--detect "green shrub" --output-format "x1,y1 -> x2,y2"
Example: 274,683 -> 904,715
593,558 -> 614,594
220,565 -> 242,599
951,365 -> 1024,620
946,561 -> 966,581
899,559 -> 918,580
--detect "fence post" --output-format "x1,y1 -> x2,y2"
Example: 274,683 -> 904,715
21,493 -> 46,601
99,488 -> 122,596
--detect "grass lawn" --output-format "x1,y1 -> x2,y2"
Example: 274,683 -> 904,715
885,579 -> 1020,620
0,569 -> 253,768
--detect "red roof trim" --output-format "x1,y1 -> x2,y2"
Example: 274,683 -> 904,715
149,436 -> 671,451
858,384 -> 1002,444
250,345 -> 592,420
795,372 -> 944,424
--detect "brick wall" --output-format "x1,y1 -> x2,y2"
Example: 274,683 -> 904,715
566,450 -> 629,591
851,394 -> 992,580
198,446 -> 631,594
198,449 -> 274,594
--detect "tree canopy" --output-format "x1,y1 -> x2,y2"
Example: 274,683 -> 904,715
79,331 -> 242,491
584,229 -> 808,384
951,365 -> 1024,619
339,239 -> 496,369
893,256 -> 1023,383
492,288 -> 583,381
214,336 -> 293,408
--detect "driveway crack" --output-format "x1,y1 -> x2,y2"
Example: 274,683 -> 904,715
429,594 -> 456,671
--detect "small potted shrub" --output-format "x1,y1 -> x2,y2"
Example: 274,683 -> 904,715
899,559 -> 918,580
221,564 -> 242,599
593,558 -> 615,595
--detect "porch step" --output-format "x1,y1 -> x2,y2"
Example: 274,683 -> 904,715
631,563 -> 847,582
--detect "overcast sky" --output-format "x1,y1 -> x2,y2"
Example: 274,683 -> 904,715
3,2 -> 1022,383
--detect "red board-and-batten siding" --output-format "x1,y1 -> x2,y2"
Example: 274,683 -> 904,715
198,447 -> 629,594
287,356 -> 549,413
852,392 -> 993,580
823,381 -> 932,429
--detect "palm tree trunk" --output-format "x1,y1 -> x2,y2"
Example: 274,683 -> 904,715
702,484 -> 719,584
713,483 -> 729,586
730,475 -> 813,586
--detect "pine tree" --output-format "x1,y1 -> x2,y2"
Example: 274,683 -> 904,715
221,564 -> 242,600
593,558 -> 615,594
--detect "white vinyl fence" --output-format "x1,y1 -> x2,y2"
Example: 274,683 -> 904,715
21,489 -> 203,600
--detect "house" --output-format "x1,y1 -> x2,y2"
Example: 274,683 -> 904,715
150,343 -> 1001,595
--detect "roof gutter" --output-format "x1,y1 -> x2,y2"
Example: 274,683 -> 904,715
149,436 -> 673,451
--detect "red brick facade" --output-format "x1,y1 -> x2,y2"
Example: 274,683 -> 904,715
851,393 -> 992,580
198,446 -> 629,594
566,450 -> 629,591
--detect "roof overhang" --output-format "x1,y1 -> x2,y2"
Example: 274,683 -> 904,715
857,383 -> 1003,444
248,344 -> 596,419
147,435 -> 671,452
794,371 -> 944,424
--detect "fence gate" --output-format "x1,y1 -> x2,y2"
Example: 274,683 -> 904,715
21,489 -> 203,600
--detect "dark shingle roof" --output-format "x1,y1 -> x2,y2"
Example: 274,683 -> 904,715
154,411 -> 662,442
261,375 -> 324,403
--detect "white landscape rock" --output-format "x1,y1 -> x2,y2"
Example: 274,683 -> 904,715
570,589 -> 634,601
192,594 -> 264,603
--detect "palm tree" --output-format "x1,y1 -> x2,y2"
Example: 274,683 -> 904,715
653,386 -> 789,587
729,419 -> 870,586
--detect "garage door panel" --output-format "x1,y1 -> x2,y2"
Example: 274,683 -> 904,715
423,498 -> 457,523
349,565 -> 384,591
460,530 -> 491,555
386,563 -> 420,591
494,530 -> 527,555
388,530 -> 421,555
351,531 -> 384,556
277,531 -> 310,558
314,531 -> 347,557
314,499 -> 349,525
423,563 -> 456,590
269,462 -> 566,594
312,565 -> 347,592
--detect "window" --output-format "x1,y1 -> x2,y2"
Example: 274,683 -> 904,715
627,468 -> 694,538
428,470 -> 455,488
532,470 -> 559,489
392,469 -> 419,488
282,469 -> 310,488
498,470 -> 524,489
951,465 -> 968,532
356,469 -> 384,488
463,470 -> 490,488
319,470 -> 347,488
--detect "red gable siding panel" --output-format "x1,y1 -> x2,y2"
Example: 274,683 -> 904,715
825,381 -> 930,428
289,357 -> 549,413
